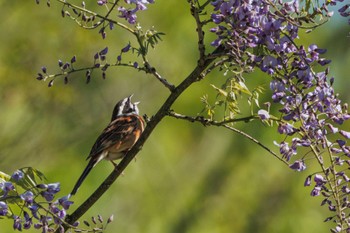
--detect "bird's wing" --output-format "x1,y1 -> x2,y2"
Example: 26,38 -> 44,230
87,115 -> 140,159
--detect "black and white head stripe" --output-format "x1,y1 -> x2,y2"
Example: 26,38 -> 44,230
111,95 -> 140,120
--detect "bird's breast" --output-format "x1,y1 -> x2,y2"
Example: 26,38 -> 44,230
105,151 -> 124,161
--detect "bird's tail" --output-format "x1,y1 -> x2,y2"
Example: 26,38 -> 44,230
70,155 -> 103,195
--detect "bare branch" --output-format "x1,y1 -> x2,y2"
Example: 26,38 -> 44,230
144,62 -> 175,91
167,111 -> 289,166
188,0 -> 206,65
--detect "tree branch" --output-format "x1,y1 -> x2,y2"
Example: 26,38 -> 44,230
189,0 -> 206,65
144,61 -> 175,91
64,45 -> 225,228
167,111 -> 289,166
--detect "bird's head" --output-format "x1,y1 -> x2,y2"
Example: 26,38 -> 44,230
111,95 -> 140,121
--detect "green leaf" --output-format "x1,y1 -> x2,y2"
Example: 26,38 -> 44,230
0,171 -> 11,182
210,84 -> 228,97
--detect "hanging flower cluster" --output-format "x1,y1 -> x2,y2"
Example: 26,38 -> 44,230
210,0 -> 350,231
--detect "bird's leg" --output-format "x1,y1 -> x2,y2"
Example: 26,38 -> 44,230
111,160 -> 118,167
110,161 -> 125,176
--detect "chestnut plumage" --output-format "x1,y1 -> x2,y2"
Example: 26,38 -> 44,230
71,95 -> 145,195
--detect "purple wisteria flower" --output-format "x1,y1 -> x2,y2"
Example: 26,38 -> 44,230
311,186 -> 321,196
277,122 -> 296,135
13,215 -> 22,231
23,211 -> 32,229
210,1 -> 350,230
270,80 -> 286,103
304,175 -> 312,186
0,182 -> 14,197
261,56 -> 281,75
41,182 -> 60,201
49,203 -> 66,223
97,0 -> 107,6
257,109 -> 270,120
47,182 -> 60,194
118,7 -> 138,24
11,170 -> 24,181
29,204 -> 39,219
314,174 -> 326,186
57,195 -> 74,210
117,0 -> 155,24
21,191 -> 34,205
121,43 -> 131,53
289,160 -> 306,172
0,168 -> 77,232
0,201 -> 8,216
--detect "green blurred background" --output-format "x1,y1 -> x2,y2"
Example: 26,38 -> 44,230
0,1 -> 349,232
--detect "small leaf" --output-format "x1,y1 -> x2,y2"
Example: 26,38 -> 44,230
36,184 -> 48,189
91,216 -> 97,225
72,8 -> 79,15
83,220 -> 90,227
0,171 -> 11,181
121,43 -> 131,53
73,221 -> 80,227
235,81 -> 252,95
58,60 -> 63,67
98,214 -> 103,223
109,22 -> 114,30
86,70 -> 91,84
107,214 -> 114,224
99,47 -> 108,55
62,62 -> 70,70
37,73 -> 44,80
48,80 -> 54,87
71,55 -> 76,63
101,64 -> 109,71
210,84 -> 227,97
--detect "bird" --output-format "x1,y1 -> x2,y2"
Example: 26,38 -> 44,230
70,95 -> 145,195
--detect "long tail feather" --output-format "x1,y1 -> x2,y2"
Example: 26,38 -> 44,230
71,154 -> 104,195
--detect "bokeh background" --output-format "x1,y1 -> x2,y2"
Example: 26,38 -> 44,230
0,1 -> 349,232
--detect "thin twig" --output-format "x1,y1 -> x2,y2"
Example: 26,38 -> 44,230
168,110 -> 258,125
56,0 -> 135,33
222,124 -> 289,166
144,62 -> 175,91
167,111 -> 289,166
188,0 -> 206,65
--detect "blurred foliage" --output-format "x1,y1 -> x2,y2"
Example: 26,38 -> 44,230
0,1 -> 349,233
